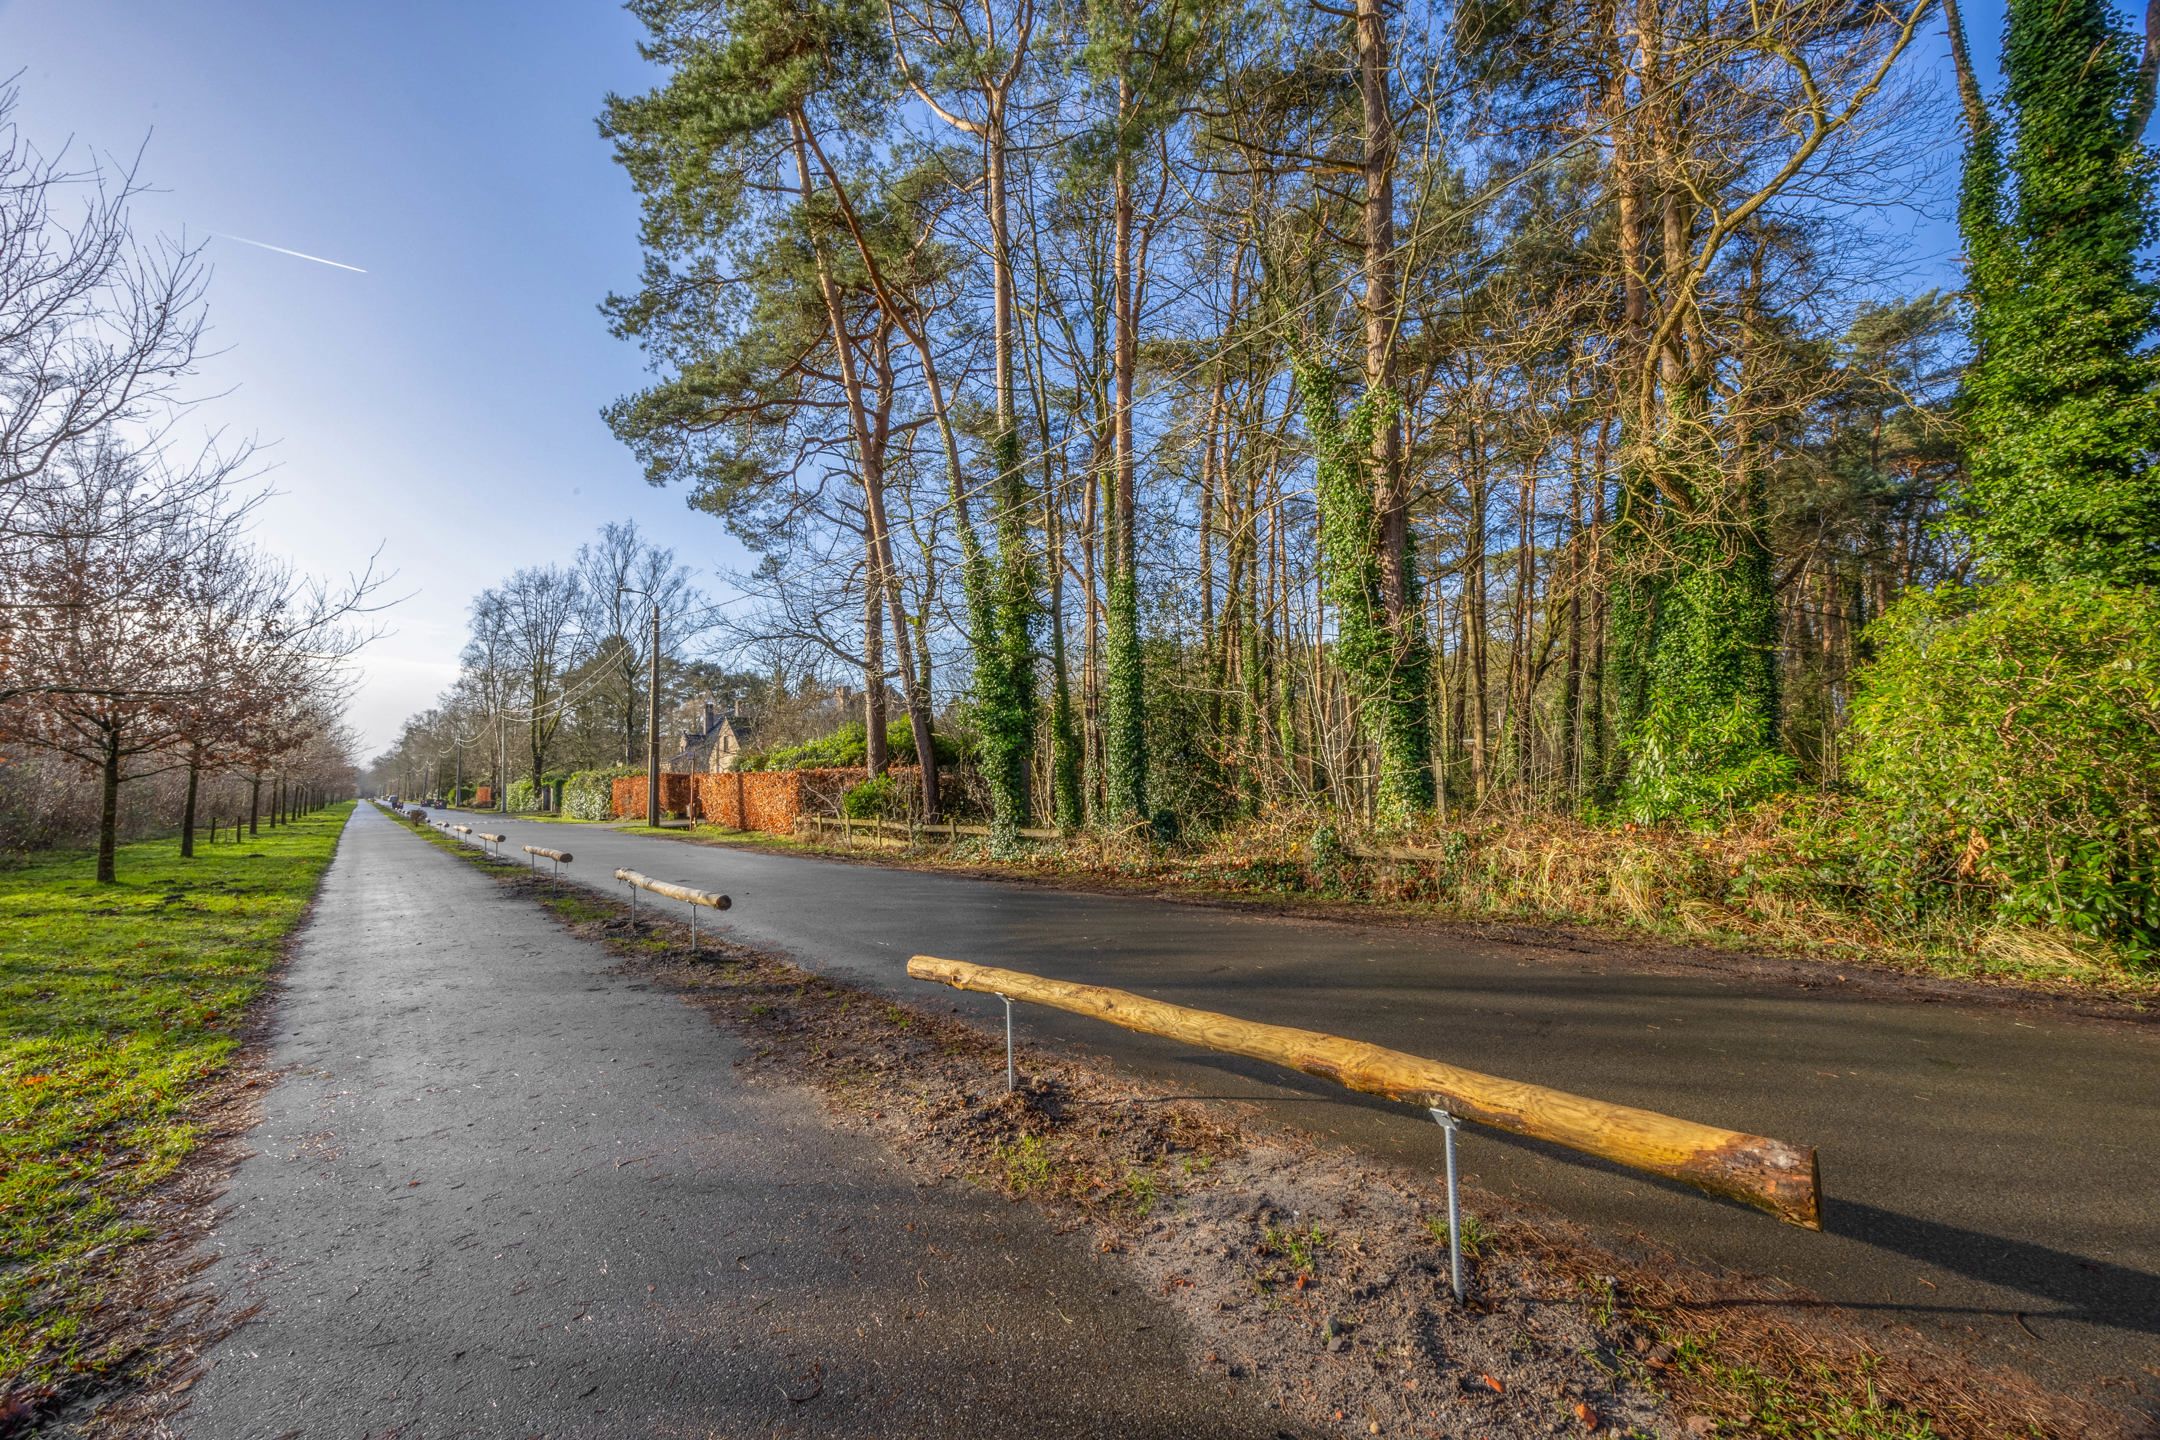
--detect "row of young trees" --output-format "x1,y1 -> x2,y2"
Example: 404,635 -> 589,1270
0,89 -> 373,878
588,0 -> 2154,854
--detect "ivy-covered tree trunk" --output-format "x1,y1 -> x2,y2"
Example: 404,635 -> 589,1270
1952,0 -> 2160,586
1605,441 -> 1787,821
1294,359 -> 1433,828
1046,478 -> 1084,831
977,427 -> 1040,849
1102,122 -> 1149,828
979,102 -> 1040,851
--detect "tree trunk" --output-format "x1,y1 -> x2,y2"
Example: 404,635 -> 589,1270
790,119 -> 941,818
865,556 -> 888,778
97,727 -> 122,883
181,753 -> 200,859
1102,93 -> 1148,826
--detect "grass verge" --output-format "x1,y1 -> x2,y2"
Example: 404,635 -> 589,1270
0,802 -> 352,1423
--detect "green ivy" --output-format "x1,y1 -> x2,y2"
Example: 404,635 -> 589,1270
1103,562 -> 1148,827
976,425 -> 1040,851
1956,0 -> 2160,585
1607,448 -> 1791,824
1293,357 -> 1432,827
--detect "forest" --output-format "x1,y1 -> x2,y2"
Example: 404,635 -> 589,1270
378,0 -> 2160,972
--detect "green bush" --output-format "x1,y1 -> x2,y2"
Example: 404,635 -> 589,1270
563,768 -> 636,821
842,774 -> 903,819
505,778 -> 542,813
1847,582 -> 2160,958
738,718 -> 959,772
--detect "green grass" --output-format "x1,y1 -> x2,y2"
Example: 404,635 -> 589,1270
1668,1336 -> 1941,1439
0,803 -> 352,1409
1423,1210 -> 1489,1258
1262,1221 -> 1331,1275
996,1132 -> 1055,1192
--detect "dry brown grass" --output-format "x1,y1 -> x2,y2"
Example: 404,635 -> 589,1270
797,800 -> 2157,1003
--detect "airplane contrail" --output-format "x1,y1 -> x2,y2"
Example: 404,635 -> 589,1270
215,233 -> 368,274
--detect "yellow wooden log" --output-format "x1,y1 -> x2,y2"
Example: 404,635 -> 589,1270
478,833 -> 506,844
614,869 -> 731,910
906,955 -> 1820,1229
523,845 -> 574,864
452,824 -> 472,834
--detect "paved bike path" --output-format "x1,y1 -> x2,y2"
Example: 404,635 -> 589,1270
178,804 -> 1288,1438
441,808 -> 2160,1400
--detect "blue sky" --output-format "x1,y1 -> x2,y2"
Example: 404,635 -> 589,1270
0,0 -> 2016,754
0,0 -> 759,753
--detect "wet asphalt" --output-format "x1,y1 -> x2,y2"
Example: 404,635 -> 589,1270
177,804 -> 1293,1439
436,806 -> 2160,1400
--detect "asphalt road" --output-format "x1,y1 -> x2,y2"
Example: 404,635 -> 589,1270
438,806 -> 2160,1402
178,804 -> 1291,1438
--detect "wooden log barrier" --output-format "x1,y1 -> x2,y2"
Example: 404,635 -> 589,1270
613,869 -> 731,910
523,844 -> 574,864
906,955 -> 1821,1229
452,824 -> 472,835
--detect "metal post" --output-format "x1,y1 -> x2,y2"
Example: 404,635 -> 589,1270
628,880 -> 637,926
689,901 -> 698,956
1002,995 -> 1015,1093
1429,1107 -> 1465,1302
647,601 -> 661,828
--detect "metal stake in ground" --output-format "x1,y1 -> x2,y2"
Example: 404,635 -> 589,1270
1002,995 -> 1015,1094
1429,1107 -> 1466,1302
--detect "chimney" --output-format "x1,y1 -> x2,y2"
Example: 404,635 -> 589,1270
703,699 -> 716,732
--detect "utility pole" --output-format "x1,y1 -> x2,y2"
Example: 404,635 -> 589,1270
623,586 -> 665,828
648,601 -> 662,826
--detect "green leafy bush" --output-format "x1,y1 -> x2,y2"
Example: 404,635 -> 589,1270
842,774 -> 903,819
505,778 -> 542,813
1847,582 -> 2160,958
738,718 -> 958,772
563,768 -> 636,821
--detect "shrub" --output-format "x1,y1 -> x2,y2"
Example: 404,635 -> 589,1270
842,774 -> 903,820
563,768 -> 635,821
505,778 -> 542,813
738,718 -> 959,772
1847,582 -> 2160,959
